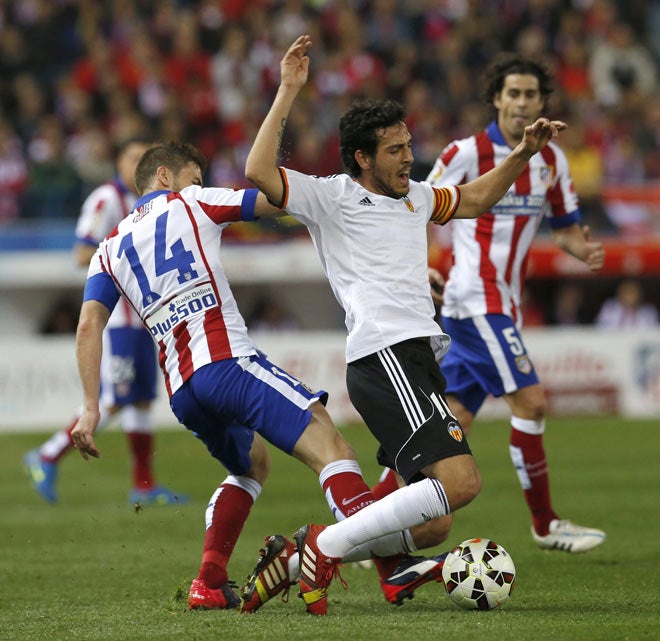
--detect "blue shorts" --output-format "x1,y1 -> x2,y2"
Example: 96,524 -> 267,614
169,353 -> 328,476
440,314 -> 539,415
100,327 -> 158,407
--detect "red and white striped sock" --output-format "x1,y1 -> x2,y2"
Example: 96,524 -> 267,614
371,467 -> 399,500
320,460 -> 404,577
509,417 -> 558,536
319,459 -> 375,520
126,432 -> 155,491
198,476 -> 261,588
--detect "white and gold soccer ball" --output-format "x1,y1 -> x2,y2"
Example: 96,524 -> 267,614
442,538 -> 516,610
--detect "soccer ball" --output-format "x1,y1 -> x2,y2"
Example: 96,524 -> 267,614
442,538 -> 516,610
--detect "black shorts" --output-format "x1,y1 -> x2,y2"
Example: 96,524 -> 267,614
346,338 -> 472,484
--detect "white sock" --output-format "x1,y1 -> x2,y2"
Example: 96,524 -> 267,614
342,529 -> 416,563
288,529 -> 416,576
316,478 -> 450,559
288,552 -> 300,582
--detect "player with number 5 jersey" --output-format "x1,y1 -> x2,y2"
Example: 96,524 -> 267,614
421,54 -> 607,554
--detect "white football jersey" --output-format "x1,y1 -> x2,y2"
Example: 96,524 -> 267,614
281,169 -> 459,363
75,179 -> 141,329
427,122 -> 580,326
86,186 -> 258,396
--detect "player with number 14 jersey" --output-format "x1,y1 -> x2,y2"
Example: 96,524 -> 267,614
86,185 -> 258,398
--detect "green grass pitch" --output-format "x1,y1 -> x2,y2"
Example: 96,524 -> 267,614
2,417 -> 658,641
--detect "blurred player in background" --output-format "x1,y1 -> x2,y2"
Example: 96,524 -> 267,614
375,53 -> 606,554
24,138 -> 187,507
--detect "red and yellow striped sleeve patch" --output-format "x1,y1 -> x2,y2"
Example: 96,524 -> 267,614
430,185 -> 460,224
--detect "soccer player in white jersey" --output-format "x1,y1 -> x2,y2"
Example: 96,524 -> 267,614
242,35 -> 571,614
70,141 -> 420,612
404,53 -> 605,554
24,138 -> 186,507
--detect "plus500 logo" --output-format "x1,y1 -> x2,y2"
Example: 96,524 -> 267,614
148,290 -> 218,339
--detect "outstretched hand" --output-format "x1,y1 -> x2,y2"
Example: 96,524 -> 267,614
521,118 -> 568,157
71,411 -> 101,461
280,35 -> 312,90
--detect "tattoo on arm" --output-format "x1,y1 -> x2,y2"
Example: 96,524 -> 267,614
277,117 -> 287,156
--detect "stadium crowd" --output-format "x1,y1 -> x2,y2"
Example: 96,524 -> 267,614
1,0 -> 659,328
0,0 -> 657,227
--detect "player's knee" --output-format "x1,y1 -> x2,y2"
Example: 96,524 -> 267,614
424,455 -> 481,511
411,515 -> 453,549
247,438 -> 271,485
452,465 -> 481,509
532,399 -> 548,420
247,458 -> 270,486
521,398 -> 547,422
510,386 -> 548,421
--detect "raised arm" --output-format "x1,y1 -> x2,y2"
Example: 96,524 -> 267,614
453,118 -> 567,219
245,35 -> 312,207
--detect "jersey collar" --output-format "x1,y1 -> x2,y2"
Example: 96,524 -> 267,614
486,121 -> 509,148
133,190 -> 171,210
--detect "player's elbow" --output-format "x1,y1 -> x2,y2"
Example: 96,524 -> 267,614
244,161 -> 258,186
246,164 -> 284,209
77,301 -> 109,337
245,156 -> 267,188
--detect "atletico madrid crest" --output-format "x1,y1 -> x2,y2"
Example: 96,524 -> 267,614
515,355 -> 532,374
538,165 -> 554,187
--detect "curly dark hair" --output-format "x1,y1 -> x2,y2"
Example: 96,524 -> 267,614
482,53 -> 553,111
339,99 -> 407,177
134,141 -> 208,195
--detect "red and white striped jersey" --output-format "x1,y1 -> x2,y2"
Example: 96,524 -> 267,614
427,121 -> 580,326
85,185 -> 259,396
75,179 -> 141,329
